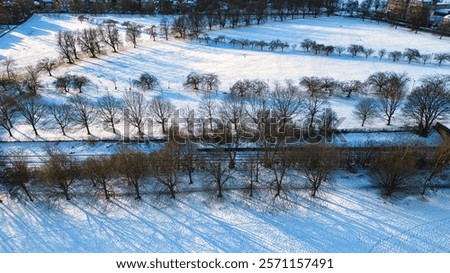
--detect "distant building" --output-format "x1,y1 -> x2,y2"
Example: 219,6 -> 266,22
387,0 -> 436,20
430,8 -> 450,24
386,0 -> 450,25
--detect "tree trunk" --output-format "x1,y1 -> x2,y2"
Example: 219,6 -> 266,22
21,184 -> 34,202
103,181 -> 110,200
133,182 -> 141,200
188,169 -> 194,184
62,184 -> 71,201
32,125 -> 39,136
162,121 -> 166,134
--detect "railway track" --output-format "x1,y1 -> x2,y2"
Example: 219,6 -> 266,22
0,143 -> 439,167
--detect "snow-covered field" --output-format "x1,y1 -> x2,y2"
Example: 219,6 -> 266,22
1,14 -> 450,253
1,170 -> 449,252
0,14 -> 449,141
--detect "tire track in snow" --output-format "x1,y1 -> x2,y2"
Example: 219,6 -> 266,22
368,215 -> 450,252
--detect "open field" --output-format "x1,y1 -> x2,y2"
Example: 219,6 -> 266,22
0,14 -> 449,141
0,14 -> 449,253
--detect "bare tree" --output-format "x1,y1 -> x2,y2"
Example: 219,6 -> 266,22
123,91 -> 147,138
83,156 -> 115,200
319,108 -> 339,137
203,149 -> 232,198
148,96 -> 175,134
271,81 -> 303,132
270,146 -> 294,199
125,22 -> 143,48
255,40 -> 268,50
230,79 -> 252,97
38,149 -> 79,201
347,44 -> 364,58
323,45 -> 335,56
202,73 -> 221,92
433,53 -> 450,66
99,23 -> 122,53
97,94 -> 122,134
403,75 -> 450,136
160,18 -> 170,40
363,48 -> 375,59
70,75 -> 90,93
341,80 -> 364,98
57,31 -> 75,64
48,103 -> 74,136
366,71 -> 389,94
300,39 -> 315,52
370,147 -> 417,196
220,95 -> 246,169
149,143 -> 179,199
378,49 -> 386,60
2,153 -> 34,201
0,94 -> 17,137
375,72 -> 409,125
180,141 -> 197,184
112,149 -> 148,200
184,72 -> 203,90
321,77 -> 338,96
0,73 -> 19,93
421,142 -> 450,195
146,25 -> 158,41
17,95 -> 47,136
335,46 -> 345,56
133,73 -> 159,91
69,95 -> 97,135
2,56 -> 17,80
171,15 -> 189,39
54,75 -> 72,93
389,50 -> 402,62
300,76 -> 325,97
188,12 -> 205,39
244,152 -> 262,198
418,53 -> 431,65
299,145 -> 338,197
198,93 -> 218,132
22,65 -> 42,95
305,92 -> 327,132
354,98 -> 378,126
403,48 -> 421,64
37,57 -> 58,76
78,28 -> 102,58
67,31 -> 79,60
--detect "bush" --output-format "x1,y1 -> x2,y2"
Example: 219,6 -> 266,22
369,148 -> 417,196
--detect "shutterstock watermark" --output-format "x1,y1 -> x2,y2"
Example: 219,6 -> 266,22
102,108 -> 347,145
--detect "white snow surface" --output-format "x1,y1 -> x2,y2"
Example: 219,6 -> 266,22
0,14 -> 449,140
1,171 -> 449,253
0,14 -> 450,253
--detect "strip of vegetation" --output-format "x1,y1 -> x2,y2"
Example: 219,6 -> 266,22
0,140 -> 449,204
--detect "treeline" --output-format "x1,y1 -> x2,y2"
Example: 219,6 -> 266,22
1,54 -> 450,141
44,0 -> 372,20
199,36 -> 450,67
0,139 -> 449,204
3,0 -> 450,38
52,16 -> 450,68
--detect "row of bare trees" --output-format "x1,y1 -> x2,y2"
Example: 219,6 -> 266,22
56,20 -> 144,64
1,139 -> 449,203
0,57 -> 55,97
201,35 -> 450,67
1,71 -> 449,139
